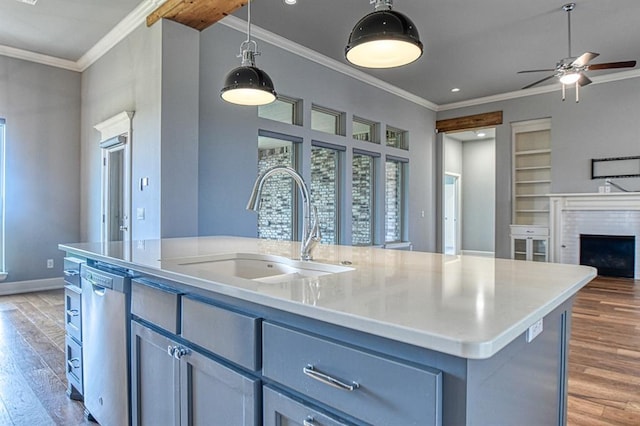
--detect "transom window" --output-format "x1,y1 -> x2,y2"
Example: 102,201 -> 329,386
311,105 -> 344,135
258,96 -> 301,125
353,116 -> 379,143
386,126 -> 408,150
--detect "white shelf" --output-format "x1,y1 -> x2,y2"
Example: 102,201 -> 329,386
515,180 -> 551,184
515,209 -> 550,213
515,166 -> 551,171
514,149 -> 551,156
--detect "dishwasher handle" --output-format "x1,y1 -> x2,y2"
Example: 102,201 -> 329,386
83,275 -> 108,296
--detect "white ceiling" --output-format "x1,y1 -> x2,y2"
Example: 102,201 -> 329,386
1,0 -> 639,107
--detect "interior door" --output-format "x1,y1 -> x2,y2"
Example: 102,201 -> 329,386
444,173 -> 460,255
101,134 -> 131,257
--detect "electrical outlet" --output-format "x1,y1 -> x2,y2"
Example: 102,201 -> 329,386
526,318 -> 543,343
46,259 -> 54,269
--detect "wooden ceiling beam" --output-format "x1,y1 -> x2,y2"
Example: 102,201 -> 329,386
435,111 -> 503,134
147,0 -> 247,31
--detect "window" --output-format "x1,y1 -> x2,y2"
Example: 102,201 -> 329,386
0,119 -> 4,276
258,96 -> 301,125
352,116 -> 378,143
352,151 -> 376,245
311,142 -> 344,245
311,105 -> 344,135
257,132 -> 301,240
386,126 -> 408,150
385,157 -> 408,243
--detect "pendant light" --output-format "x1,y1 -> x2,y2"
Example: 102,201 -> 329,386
346,0 -> 423,68
220,0 -> 276,106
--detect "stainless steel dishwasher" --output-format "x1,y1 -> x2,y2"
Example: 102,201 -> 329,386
81,264 -> 131,426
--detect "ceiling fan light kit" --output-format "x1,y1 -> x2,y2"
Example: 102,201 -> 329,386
345,0 -> 423,68
220,0 -> 277,106
518,2 -> 636,103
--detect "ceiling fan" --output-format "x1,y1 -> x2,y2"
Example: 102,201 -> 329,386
518,3 -> 636,102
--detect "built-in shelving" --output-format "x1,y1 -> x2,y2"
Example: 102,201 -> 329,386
512,119 -> 551,227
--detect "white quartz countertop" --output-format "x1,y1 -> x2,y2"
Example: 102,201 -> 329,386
59,236 -> 596,359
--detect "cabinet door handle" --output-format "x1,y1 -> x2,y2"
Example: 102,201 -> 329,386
67,358 -> 81,369
303,365 -> 359,391
66,309 -> 79,317
303,417 -> 315,426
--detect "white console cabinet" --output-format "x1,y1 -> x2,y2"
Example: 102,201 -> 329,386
510,225 -> 549,262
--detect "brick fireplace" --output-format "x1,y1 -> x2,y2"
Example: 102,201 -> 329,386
549,193 -> 640,279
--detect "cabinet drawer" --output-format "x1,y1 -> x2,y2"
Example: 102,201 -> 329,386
263,323 -> 442,426
63,257 -> 83,287
65,285 -> 82,342
263,386 -> 350,426
509,225 -> 549,236
65,335 -> 83,395
181,297 -> 260,371
131,279 -> 181,334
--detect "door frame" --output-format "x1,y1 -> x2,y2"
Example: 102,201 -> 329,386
443,172 -> 462,255
94,111 -> 134,257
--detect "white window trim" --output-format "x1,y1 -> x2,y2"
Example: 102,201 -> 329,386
0,119 -> 6,280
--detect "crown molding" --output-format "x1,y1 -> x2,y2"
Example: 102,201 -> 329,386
0,44 -> 79,71
437,68 -> 640,112
218,15 -> 439,112
76,0 -> 168,71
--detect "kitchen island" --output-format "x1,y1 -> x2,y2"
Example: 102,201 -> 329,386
60,236 -> 596,425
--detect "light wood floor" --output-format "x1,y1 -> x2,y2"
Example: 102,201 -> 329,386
0,277 -> 637,425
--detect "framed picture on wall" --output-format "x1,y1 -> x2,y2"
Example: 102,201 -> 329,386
591,155 -> 640,179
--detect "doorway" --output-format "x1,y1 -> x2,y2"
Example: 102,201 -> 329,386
442,129 -> 496,256
444,173 -> 460,255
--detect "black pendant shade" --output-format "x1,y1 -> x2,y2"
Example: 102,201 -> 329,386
221,64 -> 277,106
346,8 -> 423,68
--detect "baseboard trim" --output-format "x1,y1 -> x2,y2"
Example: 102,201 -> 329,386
0,277 -> 65,296
461,250 -> 495,258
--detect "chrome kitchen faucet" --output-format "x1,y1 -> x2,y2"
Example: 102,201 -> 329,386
247,166 -> 321,261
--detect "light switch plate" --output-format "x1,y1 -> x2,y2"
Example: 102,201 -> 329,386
136,208 -> 145,220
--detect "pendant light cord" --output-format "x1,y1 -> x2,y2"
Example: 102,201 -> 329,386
567,7 -> 572,58
246,0 -> 252,45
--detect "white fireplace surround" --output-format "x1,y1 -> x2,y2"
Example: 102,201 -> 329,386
549,193 -> 640,279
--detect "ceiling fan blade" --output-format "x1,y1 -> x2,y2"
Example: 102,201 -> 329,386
588,60 -> 637,70
517,69 -> 556,73
578,74 -> 592,87
572,52 -> 599,67
522,75 -> 556,90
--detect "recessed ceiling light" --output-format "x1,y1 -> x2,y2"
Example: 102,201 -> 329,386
284,0 -> 297,5
451,87 -> 460,92
477,132 -> 486,138
15,0 -> 38,5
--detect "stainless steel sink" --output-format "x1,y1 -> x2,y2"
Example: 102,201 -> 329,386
161,253 -> 353,282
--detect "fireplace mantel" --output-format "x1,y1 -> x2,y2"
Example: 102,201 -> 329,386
549,192 -> 640,278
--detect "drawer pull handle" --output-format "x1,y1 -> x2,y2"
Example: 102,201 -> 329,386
66,309 -> 79,317
64,270 -> 79,277
303,365 -> 359,391
67,358 -> 81,369
303,417 -> 315,426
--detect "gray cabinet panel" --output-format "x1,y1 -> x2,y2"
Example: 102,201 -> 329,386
180,344 -> 260,426
64,285 -> 82,344
131,279 -> 181,334
65,335 -> 83,395
181,296 -> 260,371
263,323 -> 442,426
263,386 -> 350,426
131,321 -> 180,426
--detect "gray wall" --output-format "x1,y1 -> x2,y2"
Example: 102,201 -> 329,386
198,24 -> 436,251
81,20 -> 199,242
0,56 -> 80,282
437,77 -> 640,258
443,135 -> 496,253
462,138 -> 495,253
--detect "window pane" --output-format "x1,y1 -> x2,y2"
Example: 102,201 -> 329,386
352,154 -> 374,245
258,98 -> 296,124
311,107 -> 339,135
257,136 -> 297,240
385,160 -> 405,242
311,146 -> 339,244
386,127 -> 408,150
353,118 -> 377,143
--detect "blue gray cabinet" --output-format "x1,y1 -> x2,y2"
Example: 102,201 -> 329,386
263,386 -> 350,426
63,257 -> 84,400
130,280 -> 260,426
